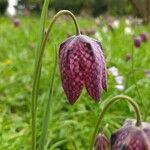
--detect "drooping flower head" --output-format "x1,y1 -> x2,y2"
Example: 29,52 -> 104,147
140,32 -> 148,42
95,134 -> 109,150
59,35 -> 107,104
134,36 -> 142,48
13,18 -> 21,27
111,119 -> 150,150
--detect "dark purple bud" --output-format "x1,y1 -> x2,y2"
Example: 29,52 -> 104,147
59,35 -> 107,104
125,53 -> 132,62
134,36 -> 142,48
140,32 -> 148,42
111,119 -> 150,150
13,18 -> 20,27
95,134 -> 109,150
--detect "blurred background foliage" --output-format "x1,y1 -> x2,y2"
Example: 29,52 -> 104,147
1,0 -> 149,22
20,0 -> 133,15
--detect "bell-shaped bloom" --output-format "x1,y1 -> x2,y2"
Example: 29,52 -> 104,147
59,35 -> 107,104
111,119 -> 150,150
134,36 -> 142,48
95,134 -> 109,150
140,32 -> 148,42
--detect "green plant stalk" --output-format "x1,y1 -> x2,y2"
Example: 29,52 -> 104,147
38,50 -> 57,150
131,47 -> 146,117
32,9 -> 80,150
32,0 -> 50,150
90,95 -> 142,150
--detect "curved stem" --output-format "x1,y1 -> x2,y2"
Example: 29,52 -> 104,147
32,10 -> 80,150
90,95 -> 142,150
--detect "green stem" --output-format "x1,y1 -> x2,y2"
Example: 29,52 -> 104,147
90,95 -> 142,150
32,9 -> 80,150
32,0 -> 50,150
38,50 -> 57,150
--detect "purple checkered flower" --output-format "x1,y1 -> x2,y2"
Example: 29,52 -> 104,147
111,119 -> 150,150
59,35 -> 107,104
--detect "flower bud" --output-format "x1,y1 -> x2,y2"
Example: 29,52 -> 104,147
13,18 -> 20,27
134,36 -> 142,48
140,32 -> 148,42
111,119 -> 150,150
95,134 -> 109,150
59,35 -> 107,104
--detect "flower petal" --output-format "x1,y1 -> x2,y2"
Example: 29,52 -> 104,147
59,38 -> 84,104
82,41 -> 102,100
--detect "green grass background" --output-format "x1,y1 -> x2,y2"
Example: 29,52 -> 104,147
0,16 -> 150,150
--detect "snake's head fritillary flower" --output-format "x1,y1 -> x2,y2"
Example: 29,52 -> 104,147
134,36 -> 142,48
140,32 -> 148,42
95,134 -> 109,150
111,119 -> 150,150
13,18 -> 20,27
59,35 -> 107,104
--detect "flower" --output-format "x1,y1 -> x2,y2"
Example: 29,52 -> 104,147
134,36 -> 142,48
4,59 -> 12,65
115,85 -> 124,91
59,35 -> 107,104
102,26 -> 108,33
115,76 -> 124,85
125,19 -> 131,26
13,18 -> 20,27
125,53 -> 132,61
95,32 -> 102,41
124,27 -> 134,35
140,32 -> 148,42
111,119 -> 150,150
108,20 -> 120,31
95,134 -> 109,150
108,67 -> 119,77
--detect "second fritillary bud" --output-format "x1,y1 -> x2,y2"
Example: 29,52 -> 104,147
111,119 -> 150,150
95,134 -> 109,150
59,34 -> 107,104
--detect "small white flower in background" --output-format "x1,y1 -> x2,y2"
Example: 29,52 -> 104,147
95,18 -> 100,26
108,66 -> 119,77
102,26 -> 108,33
124,27 -> 134,35
95,32 -> 102,41
125,19 -> 131,26
113,20 -> 120,29
115,75 -> 124,85
115,85 -> 125,91
109,66 -> 125,91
